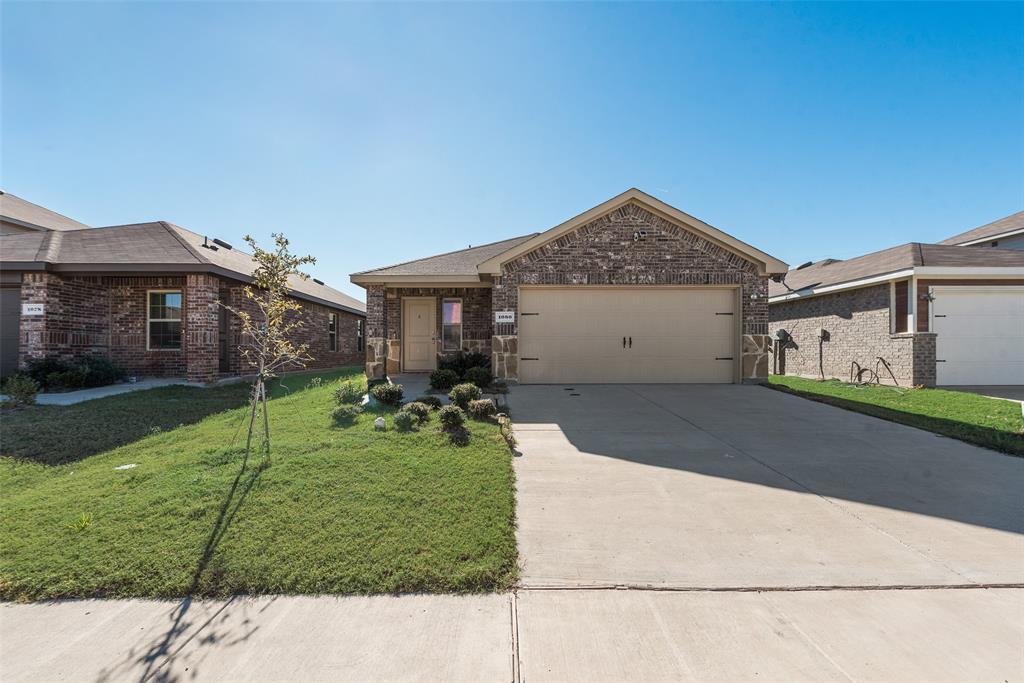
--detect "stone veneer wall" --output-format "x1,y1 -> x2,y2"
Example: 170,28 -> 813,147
17,272 -> 363,383
491,202 -> 771,382
769,284 -> 936,386
364,286 -> 492,379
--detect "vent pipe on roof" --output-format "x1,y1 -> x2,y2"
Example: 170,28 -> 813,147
313,278 -> 324,285
201,236 -> 218,251
213,238 -> 233,250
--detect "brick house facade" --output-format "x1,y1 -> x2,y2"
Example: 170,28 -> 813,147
358,190 -> 787,384
769,284 -> 937,386
14,271 -> 364,383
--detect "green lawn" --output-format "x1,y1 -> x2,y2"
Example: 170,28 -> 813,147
0,367 -> 518,601
768,376 -> 1024,457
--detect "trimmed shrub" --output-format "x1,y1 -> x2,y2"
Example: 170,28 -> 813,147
77,355 -> 127,387
1,374 -> 39,407
331,404 -> 363,425
438,350 -> 490,378
393,409 -> 417,432
24,357 -> 70,386
24,355 -> 126,390
448,383 -> 482,409
403,401 -> 432,424
467,398 -> 497,421
464,366 -> 492,389
447,427 -> 471,447
429,369 -> 459,391
46,368 -> 89,390
333,380 -> 365,405
370,382 -> 404,406
438,404 -> 466,429
414,395 -> 443,410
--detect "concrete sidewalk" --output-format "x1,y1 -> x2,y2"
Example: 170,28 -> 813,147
3,588 -> 1021,682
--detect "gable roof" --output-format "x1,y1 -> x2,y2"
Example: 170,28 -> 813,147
476,188 -> 788,276
0,221 -> 365,315
0,190 -> 91,232
351,188 -> 788,286
768,242 -> 1024,301
938,210 -> 1024,246
351,234 -> 537,283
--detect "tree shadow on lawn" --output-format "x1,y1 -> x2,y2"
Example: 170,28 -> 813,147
1,370 -> 347,465
95,443 -> 267,683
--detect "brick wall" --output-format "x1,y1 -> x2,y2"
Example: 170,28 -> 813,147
493,202 -> 770,382
362,202 -> 772,383
769,284 -> 936,386
364,286 -> 491,378
17,272 -> 364,383
20,273 -> 109,366
108,275 -> 189,376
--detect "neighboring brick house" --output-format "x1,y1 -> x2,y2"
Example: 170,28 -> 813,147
769,212 -> 1024,387
351,188 -> 787,385
0,208 -> 366,382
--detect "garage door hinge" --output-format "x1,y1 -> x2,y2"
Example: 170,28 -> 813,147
715,312 -> 734,315
715,357 -> 734,361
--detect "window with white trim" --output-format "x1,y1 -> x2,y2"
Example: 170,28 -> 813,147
442,299 -> 462,351
148,290 -> 182,350
329,313 -> 338,352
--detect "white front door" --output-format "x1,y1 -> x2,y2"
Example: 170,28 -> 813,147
932,286 -> 1024,385
402,297 -> 436,372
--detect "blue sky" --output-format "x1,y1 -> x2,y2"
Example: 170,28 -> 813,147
2,2 -> 1021,299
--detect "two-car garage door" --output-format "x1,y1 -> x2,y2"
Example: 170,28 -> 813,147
518,287 -> 738,384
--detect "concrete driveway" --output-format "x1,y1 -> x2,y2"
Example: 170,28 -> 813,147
506,384 -> 1024,680
509,384 -> 1024,588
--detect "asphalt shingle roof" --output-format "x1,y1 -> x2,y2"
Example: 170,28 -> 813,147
938,210 -> 1024,246
0,221 -> 365,314
769,242 -> 1024,299
353,234 -> 538,277
0,191 -> 91,232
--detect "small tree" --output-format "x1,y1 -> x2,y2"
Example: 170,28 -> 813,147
223,233 -> 315,461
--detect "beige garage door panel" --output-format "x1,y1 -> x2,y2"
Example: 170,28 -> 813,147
519,288 -> 736,384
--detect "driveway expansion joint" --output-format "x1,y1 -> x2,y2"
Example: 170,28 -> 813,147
516,582 -> 1024,593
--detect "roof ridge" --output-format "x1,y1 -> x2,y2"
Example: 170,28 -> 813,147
160,221 -> 206,265
352,233 -> 537,276
35,230 -> 63,262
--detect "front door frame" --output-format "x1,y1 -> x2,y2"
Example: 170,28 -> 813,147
402,296 -> 437,372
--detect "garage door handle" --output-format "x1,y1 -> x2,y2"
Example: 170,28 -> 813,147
623,336 -> 627,349
629,336 -> 632,348
934,314 -> 946,318
716,357 -> 734,361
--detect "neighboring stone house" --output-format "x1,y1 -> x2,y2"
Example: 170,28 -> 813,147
0,200 -> 366,381
351,188 -> 787,385
769,211 -> 1024,387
